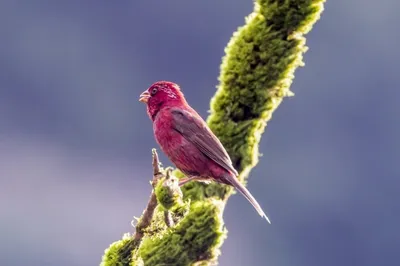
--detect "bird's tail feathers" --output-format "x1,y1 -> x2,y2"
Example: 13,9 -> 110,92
224,174 -> 271,224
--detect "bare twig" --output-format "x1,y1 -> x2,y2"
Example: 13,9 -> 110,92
134,149 -> 163,243
151,148 -> 161,176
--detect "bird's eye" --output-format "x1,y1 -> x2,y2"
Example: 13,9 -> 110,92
151,87 -> 158,95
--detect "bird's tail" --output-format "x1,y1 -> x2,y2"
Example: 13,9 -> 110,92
224,174 -> 271,224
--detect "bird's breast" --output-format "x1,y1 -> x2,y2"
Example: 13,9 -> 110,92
153,111 -> 183,151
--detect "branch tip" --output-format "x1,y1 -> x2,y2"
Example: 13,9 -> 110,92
152,148 -> 161,175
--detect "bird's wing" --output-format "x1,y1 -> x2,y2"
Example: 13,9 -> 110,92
170,108 -> 238,176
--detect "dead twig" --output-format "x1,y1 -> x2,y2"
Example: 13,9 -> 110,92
134,149 -> 163,243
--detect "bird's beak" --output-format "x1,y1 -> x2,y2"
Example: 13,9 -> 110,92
139,91 -> 150,103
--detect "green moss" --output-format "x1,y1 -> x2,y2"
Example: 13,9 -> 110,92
101,233 -> 136,266
139,200 -> 226,266
129,252 -> 144,266
180,177 -> 232,203
141,206 -> 169,236
155,176 -> 183,209
208,0 -> 325,186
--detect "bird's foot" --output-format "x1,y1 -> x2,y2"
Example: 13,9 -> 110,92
178,176 -> 199,186
178,176 -> 211,186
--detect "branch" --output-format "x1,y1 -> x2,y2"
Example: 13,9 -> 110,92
133,149 -> 162,243
101,1 -> 326,265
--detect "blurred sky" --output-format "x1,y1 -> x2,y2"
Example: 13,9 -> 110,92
1,1 -> 399,266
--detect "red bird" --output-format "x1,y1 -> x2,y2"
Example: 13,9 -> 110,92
139,81 -> 270,223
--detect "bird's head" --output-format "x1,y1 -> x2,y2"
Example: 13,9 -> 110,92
139,81 -> 186,120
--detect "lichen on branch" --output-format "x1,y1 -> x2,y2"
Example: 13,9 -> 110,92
101,0 -> 326,265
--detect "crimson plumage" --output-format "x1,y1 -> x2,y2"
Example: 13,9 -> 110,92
139,81 -> 270,223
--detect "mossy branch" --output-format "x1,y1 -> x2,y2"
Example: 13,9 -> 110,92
101,0 -> 326,265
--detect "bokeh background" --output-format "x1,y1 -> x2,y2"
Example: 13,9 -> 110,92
1,1 -> 399,265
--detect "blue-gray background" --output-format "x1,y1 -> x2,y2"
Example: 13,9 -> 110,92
1,1 -> 399,265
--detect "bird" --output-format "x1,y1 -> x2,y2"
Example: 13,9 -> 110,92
139,81 -> 270,223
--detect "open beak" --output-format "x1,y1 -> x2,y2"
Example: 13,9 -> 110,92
139,91 -> 150,103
